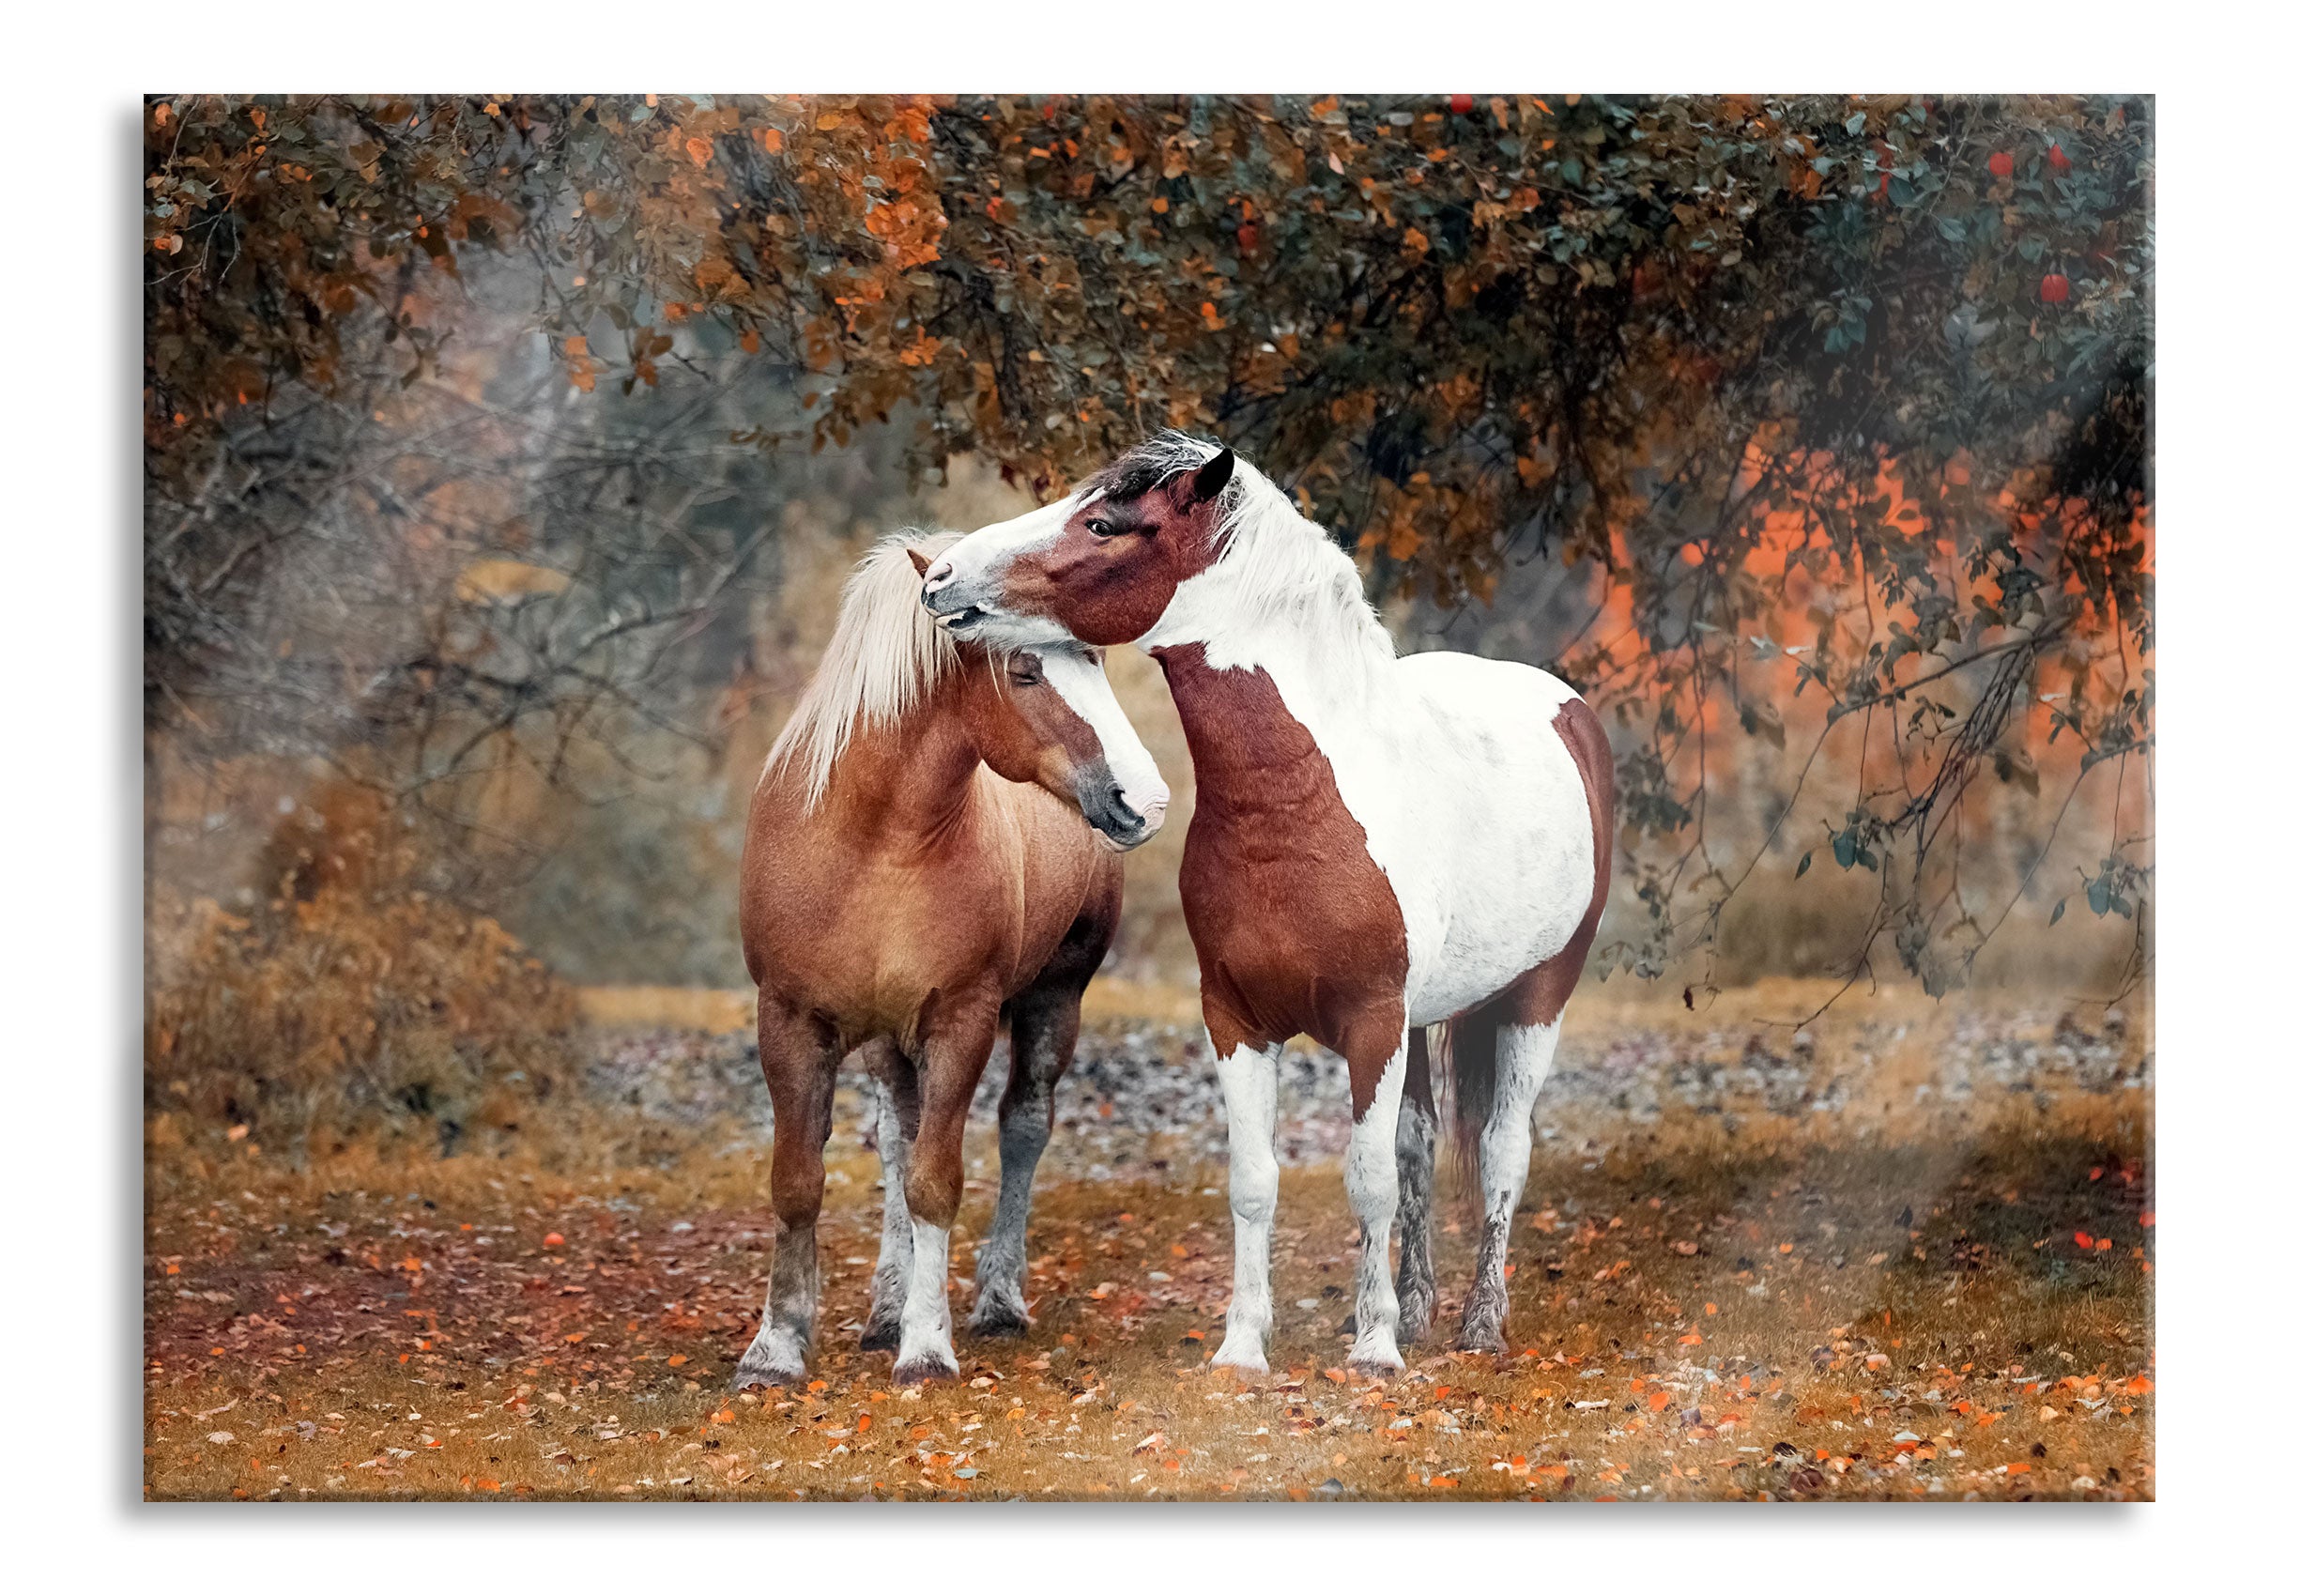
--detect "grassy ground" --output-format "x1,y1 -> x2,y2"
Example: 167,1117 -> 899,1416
145,981 -> 2152,1502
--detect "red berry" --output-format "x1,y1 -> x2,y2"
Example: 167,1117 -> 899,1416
1987,150 -> 2014,179
1235,222 -> 1259,253
2047,144 -> 2072,173
2040,273 -> 2070,305
1449,94 -> 1474,115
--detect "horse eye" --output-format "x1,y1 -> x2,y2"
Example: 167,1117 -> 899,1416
1008,666 -> 1042,686
1084,517 -> 1115,537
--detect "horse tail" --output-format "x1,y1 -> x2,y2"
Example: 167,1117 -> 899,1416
1439,1007 -> 1504,1191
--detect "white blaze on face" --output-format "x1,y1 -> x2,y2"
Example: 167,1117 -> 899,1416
1038,644 -> 1168,837
920,494 -> 1088,649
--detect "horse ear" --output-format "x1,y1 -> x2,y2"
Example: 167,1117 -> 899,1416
906,546 -> 933,576
1185,447 -> 1234,505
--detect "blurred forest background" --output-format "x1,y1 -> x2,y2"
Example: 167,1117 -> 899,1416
143,94 -> 2151,1153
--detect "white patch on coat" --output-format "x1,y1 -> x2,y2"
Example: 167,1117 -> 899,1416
920,495 -> 1087,649
1137,452 -> 1598,1027
1210,1041 -> 1281,1373
1037,645 -> 1169,831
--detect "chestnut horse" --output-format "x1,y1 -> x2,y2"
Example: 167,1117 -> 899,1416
735,532 -> 1168,1388
921,437 -> 1616,1374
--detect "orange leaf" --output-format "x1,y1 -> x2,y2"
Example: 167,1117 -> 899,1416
685,136 -> 713,168
666,1354 -> 688,1367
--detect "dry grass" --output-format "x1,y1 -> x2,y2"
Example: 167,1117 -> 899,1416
144,981 -> 2151,1503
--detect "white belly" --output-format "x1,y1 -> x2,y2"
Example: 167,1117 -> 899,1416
1341,652 -> 1598,1026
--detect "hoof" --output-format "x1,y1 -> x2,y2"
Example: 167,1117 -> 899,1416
968,1303 -> 1032,1339
731,1350 -> 804,1390
1453,1306 -> 1509,1352
1346,1354 -> 1404,1379
859,1318 -> 901,1353
1210,1335 -> 1268,1375
892,1352 -> 960,1387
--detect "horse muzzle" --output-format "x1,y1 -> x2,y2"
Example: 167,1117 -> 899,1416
1083,786 -> 1168,852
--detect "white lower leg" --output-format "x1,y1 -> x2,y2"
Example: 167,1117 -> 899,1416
1462,1019 -> 1560,1350
1212,1042 -> 1280,1372
1345,1047 -> 1408,1372
865,1087 -> 913,1345
735,1219 -> 817,1385
893,1220 -> 957,1382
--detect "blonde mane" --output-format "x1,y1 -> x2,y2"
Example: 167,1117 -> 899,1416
763,530 -> 963,808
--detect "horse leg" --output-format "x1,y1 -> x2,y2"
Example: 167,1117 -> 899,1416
893,999 -> 999,1386
860,1041 -> 919,1353
733,1001 -> 839,1389
1210,1038 -> 1284,1373
1343,1027 -> 1412,1375
1458,1016 -> 1563,1353
1392,1028 -> 1439,1347
972,982 -> 1081,1337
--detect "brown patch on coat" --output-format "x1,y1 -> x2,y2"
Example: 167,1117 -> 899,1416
1152,642 -> 1409,1116
996,452 -> 1234,646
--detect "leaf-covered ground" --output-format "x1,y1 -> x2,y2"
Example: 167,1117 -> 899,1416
144,982 -> 2152,1501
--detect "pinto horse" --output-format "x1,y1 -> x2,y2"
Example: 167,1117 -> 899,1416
734,532 -> 1168,1389
921,437 -> 1616,1374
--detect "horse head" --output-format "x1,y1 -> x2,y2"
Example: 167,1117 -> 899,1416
905,547 -> 1169,850
918,437 -> 1236,650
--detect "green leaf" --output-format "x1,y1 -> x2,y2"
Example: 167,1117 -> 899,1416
2049,898 -> 2066,926
1796,852 -> 1812,879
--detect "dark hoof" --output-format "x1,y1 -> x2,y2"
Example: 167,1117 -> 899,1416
1454,1312 -> 1508,1355
892,1353 -> 960,1387
969,1304 -> 1032,1339
1340,1312 -> 1357,1337
859,1319 -> 901,1353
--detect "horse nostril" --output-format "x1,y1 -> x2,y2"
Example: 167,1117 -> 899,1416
921,557 -> 956,592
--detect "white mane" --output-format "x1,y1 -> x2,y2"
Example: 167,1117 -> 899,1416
1125,432 -> 1396,671
763,530 -> 962,808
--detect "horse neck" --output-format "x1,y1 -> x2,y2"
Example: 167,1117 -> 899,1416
814,687 -> 985,845
1150,589 -> 1390,816
1146,560 -> 1390,738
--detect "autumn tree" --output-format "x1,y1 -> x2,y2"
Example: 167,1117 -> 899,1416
146,93 -> 2153,991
